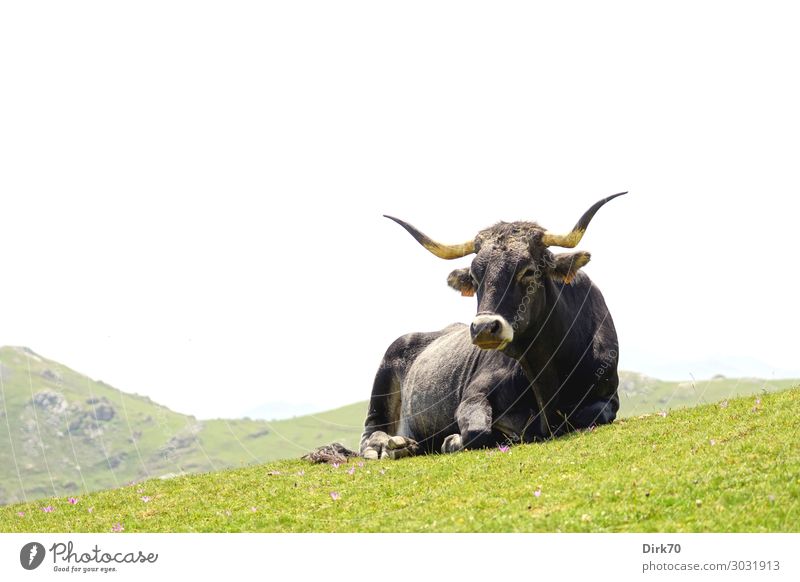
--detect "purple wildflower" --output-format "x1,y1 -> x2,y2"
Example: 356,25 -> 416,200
357,462 -> 364,468
68,497 -> 78,505
498,444 -> 510,453
88,507 -> 94,513
42,506 -> 54,513
17,511 -> 25,517
347,467 -> 355,475
330,491 -> 341,501
141,496 -> 151,503
658,411 -> 667,418
332,462 -> 340,469
251,506 -> 258,513
111,522 -> 124,532
534,488 -> 542,498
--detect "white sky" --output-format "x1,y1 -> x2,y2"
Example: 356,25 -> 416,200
1,2 -> 798,419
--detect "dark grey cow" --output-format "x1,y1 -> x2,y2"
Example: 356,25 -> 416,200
360,193 -> 625,460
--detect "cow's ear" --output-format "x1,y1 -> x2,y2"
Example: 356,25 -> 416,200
447,268 -> 476,297
549,251 -> 591,285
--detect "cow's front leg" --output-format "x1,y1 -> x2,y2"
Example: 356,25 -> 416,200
442,394 -> 494,453
362,432 -> 421,460
385,435 -> 420,460
361,431 -> 391,460
360,361 -> 402,460
517,363 -> 562,439
441,433 -> 464,453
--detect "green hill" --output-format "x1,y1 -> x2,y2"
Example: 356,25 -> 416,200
1,386 -> 798,532
1,345 -> 796,507
616,371 -> 799,416
0,346 -> 365,505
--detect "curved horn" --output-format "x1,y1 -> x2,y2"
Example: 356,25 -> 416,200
384,215 -> 475,260
541,192 -> 627,248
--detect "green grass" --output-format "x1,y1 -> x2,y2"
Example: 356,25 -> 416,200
2,346 -> 796,508
2,386 -> 798,532
0,346 -> 365,505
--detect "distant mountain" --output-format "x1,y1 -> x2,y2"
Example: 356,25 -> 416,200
1,347 -> 796,506
0,347 -> 365,505
616,371 -> 798,416
622,352 -> 800,383
243,401 -> 325,421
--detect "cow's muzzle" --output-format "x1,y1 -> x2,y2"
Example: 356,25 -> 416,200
470,314 -> 513,350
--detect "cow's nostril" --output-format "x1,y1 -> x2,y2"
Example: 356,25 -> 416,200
470,314 -> 513,349
471,317 -> 502,339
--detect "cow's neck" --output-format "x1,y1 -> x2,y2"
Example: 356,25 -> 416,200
506,279 -> 572,436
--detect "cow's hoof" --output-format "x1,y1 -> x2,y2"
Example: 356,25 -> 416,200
441,434 -> 463,453
361,431 -> 391,460
386,435 -> 420,460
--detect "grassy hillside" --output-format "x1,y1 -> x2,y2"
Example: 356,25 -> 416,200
1,386 -> 797,532
1,345 -> 796,507
616,372 -> 798,416
0,346 -> 365,505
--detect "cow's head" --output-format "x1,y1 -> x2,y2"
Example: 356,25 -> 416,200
386,192 -> 625,353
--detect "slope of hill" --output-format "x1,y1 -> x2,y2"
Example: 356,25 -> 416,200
0,346 -> 365,505
616,372 -> 798,416
2,386 -> 797,532
1,346 -> 796,507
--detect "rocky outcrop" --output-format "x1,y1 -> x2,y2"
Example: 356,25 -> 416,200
31,390 -> 68,415
166,433 -> 198,450
92,402 -> 115,422
61,397 -> 118,438
157,423 -> 202,461
41,368 -> 63,382
107,451 -> 128,469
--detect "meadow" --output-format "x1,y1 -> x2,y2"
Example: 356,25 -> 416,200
2,386 -> 797,532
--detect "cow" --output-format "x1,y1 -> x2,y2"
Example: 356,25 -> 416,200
360,193 -> 625,460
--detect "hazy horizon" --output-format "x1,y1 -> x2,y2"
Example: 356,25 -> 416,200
2,344 -> 798,421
